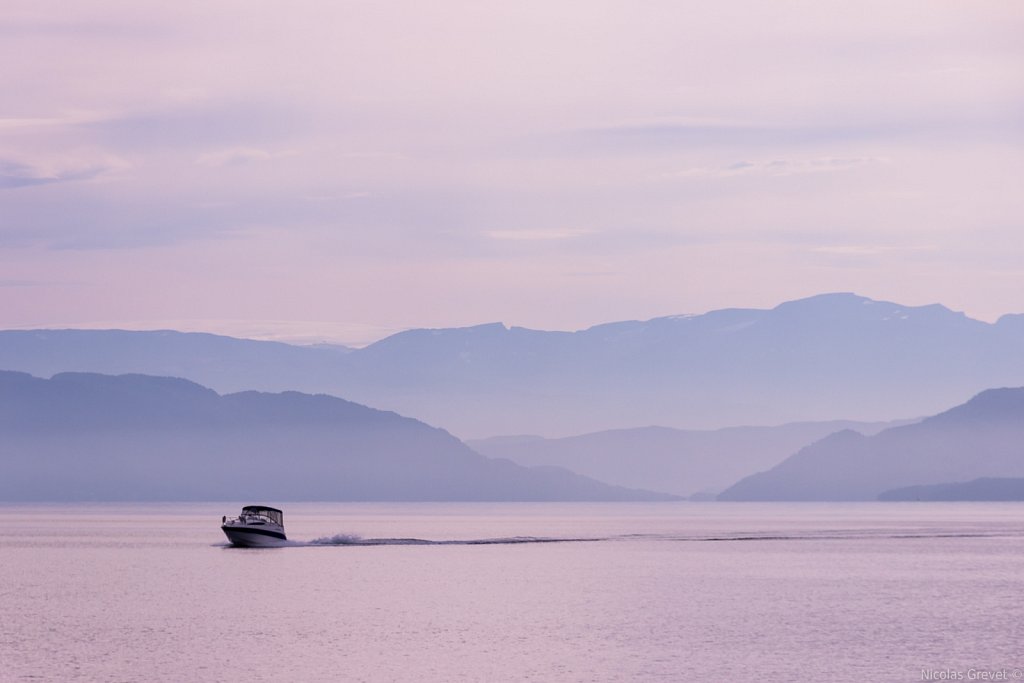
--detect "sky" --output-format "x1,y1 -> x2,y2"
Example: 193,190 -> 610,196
1,1 -> 1022,346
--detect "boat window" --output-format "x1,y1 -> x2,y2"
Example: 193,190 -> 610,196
241,506 -> 283,526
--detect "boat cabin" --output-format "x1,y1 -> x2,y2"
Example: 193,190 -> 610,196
240,505 -> 284,527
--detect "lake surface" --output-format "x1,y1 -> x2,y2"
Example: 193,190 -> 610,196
2,502 -> 1023,682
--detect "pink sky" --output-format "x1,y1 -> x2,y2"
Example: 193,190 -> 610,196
1,1 -> 1022,345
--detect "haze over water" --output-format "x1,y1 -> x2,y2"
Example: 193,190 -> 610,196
3,502 -> 1022,682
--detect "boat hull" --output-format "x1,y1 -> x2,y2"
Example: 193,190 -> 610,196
221,525 -> 288,547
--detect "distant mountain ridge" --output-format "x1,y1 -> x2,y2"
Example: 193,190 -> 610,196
718,387 -> 1024,501
468,419 -> 910,498
0,371 -> 674,502
0,329 -> 348,398
3,293 -> 1024,437
879,478 -> 1024,502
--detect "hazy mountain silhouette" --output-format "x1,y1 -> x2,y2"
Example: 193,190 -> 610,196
0,371 -> 674,502
0,330 -> 350,395
467,420 -> 909,498
718,388 -> 1024,501
879,478 -> 1024,501
3,293 -> 1024,437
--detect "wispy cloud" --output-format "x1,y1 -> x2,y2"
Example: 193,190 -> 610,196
570,121 -> 912,153
483,229 -> 590,242
803,242 -> 942,270
195,147 -> 297,167
567,106 -> 1023,155
0,111 -> 111,131
668,156 -> 889,179
0,159 -> 109,190
85,99 -> 307,150
809,244 -> 937,257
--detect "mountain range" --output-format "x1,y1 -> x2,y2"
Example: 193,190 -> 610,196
0,371 -> 673,502
467,419 -> 908,498
718,387 -> 1024,501
4,293 -> 1024,437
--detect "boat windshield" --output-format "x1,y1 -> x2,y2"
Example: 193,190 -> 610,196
240,506 -> 283,526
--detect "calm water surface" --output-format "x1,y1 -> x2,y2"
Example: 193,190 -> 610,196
2,502 -> 1022,682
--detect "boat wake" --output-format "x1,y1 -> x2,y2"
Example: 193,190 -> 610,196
618,531 -> 1015,542
292,534 -> 599,547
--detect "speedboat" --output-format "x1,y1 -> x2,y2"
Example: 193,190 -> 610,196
221,505 -> 287,547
